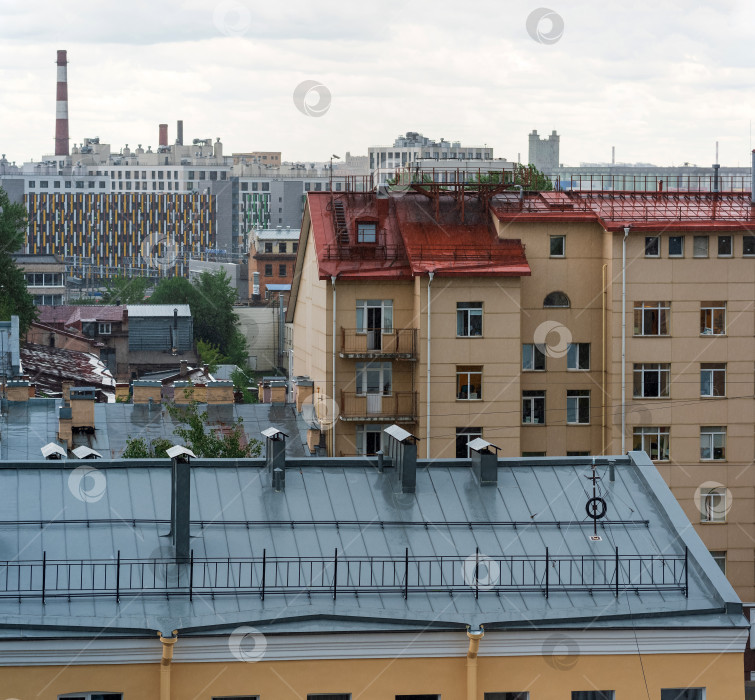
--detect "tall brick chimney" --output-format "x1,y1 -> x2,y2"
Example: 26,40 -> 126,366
54,50 -> 70,156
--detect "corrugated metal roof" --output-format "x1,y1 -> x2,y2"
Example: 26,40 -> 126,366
0,452 -> 743,637
127,304 -> 191,317
255,229 -> 301,240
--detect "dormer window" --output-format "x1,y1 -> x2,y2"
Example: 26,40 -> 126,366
357,221 -> 377,244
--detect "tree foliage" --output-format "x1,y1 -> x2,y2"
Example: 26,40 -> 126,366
150,270 -> 247,363
0,188 -> 36,334
231,367 -> 258,404
473,164 -> 553,192
101,275 -> 150,305
197,339 -> 223,373
121,435 -> 172,458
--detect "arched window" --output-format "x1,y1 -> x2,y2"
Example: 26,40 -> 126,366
543,291 -> 570,308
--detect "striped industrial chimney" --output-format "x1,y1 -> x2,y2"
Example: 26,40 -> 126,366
54,50 -> 69,156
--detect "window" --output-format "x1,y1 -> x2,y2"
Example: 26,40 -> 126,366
701,487 -> 727,523
278,242 -> 286,253
356,300 -> 393,336
633,426 -> 670,461
549,235 -> 565,257
709,551 -> 726,575
279,264 -> 287,276
395,696 -> 439,700
58,695 -> 123,700
357,221 -> 377,243
693,235 -> 709,257
264,264 -> 273,277
700,302 -> 725,335
307,695 -> 351,700
293,242 -> 299,252
572,693 -> 614,700
700,363 -> 725,397
567,451 -> 590,456
40,180 -> 48,188
566,390 -> 590,424
633,302 -> 670,336
485,694 -> 529,700
98,322 -> 112,335
744,235 -> 755,256
457,302 -> 483,337
212,697 -> 259,700
28,180 -> 36,188
356,424 -> 386,455
356,362 -> 392,395
660,690 -> 704,700
567,343 -> 590,370
456,427 -> 482,458
717,235 -> 732,256
522,451 -> 546,457
264,242 -> 273,253
644,236 -> 660,257
668,235 -> 684,257
700,426 -> 726,460
457,365 -> 482,400
522,391 -> 545,424
543,291 -> 570,307
522,344 -> 545,371
633,363 -> 670,398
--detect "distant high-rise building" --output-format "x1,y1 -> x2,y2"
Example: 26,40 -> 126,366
528,129 -> 560,171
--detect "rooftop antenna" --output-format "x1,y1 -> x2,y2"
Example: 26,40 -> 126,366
585,458 -> 607,541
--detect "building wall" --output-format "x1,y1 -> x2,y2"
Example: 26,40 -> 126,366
0,648 -> 743,700
528,129 -> 560,171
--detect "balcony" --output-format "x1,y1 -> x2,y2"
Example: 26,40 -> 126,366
340,328 -> 417,360
340,391 -> 418,423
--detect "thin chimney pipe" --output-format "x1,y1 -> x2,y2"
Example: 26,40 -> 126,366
159,124 -> 168,147
54,50 -> 70,156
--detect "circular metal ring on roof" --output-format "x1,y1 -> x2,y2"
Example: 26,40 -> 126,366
586,497 -> 607,520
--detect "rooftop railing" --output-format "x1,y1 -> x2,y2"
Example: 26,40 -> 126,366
0,549 -> 688,602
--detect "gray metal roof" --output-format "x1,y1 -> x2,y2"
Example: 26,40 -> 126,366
126,304 -> 191,317
255,229 -> 301,240
0,452 -> 743,638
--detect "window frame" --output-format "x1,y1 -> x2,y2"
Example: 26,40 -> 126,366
279,264 -> 287,277
659,691 -> 705,700
700,426 -> 726,461
693,235 -> 709,258
633,301 -> 670,336
522,390 -> 545,425
522,343 -> 546,371
264,263 -> 273,277
743,234 -> 755,257
543,291 -> 570,308
355,423 -> 386,456
355,361 -> 392,396
668,235 -> 684,257
356,220 -> 378,244
456,302 -> 483,337
644,235 -> 660,257
632,426 -> 670,461
456,427 -> 483,458
700,363 -> 726,397
717,234 -> 732,257
549,235 -> 565,257
566,342 -> 590,370
709,551 -> 726,575
97,322 -> 112,335
633,363 -> 671,398
701,487 -> 727,523
566,389 -> 590,424
700,302 -> 726,335
356,299 -> 393,334
456,365 -> 483,400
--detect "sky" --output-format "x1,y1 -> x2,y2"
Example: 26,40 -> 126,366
1,0 -> 754,168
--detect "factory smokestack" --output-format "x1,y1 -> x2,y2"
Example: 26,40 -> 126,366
159,123 -> 168,147
54,50 -> 70,156
177,120 -> 183,146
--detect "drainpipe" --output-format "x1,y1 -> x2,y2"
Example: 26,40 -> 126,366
159,631 -> 178,700
621,226 -> 631,453
602,263 -> 607,455
331,275 -> 337,457
751,150 -> 755,205
426,271 -> 434,458
466,625 -> 484,700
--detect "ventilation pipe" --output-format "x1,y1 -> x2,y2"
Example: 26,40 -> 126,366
713,163 -> 720,193
621,225 -> 631,452
176,120 -> 184,146
167,445 -> 195,561
54,50 -> 70,156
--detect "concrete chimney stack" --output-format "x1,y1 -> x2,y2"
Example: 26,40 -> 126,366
159,123 -> 168,147
176,120 -> 184,146
54,50 -> 70,156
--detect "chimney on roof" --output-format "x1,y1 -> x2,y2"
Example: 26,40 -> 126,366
751,151 -> 755,205
159,123 -> 168,147
384,424 -> 418,493
376,183 -> 390,223
69,386 -> 96,433
179,359 -> 188,377
167,446 -> 195,561
54,50 -> 70,156
262,427 -> 287,491
176,120 -> 184,146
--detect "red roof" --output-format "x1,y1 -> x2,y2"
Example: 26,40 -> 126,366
21,343 -> 115,396
307,192 -> 530,280
492,191 -> 755,232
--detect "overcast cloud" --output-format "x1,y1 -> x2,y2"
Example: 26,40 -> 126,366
1,0 -> 753,167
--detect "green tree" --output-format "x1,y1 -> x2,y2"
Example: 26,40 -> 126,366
197,339 -> 223,373
0,188 -> 36,334
165,392 -> 262,458
231,367 -> 258,404
121,435 -> 172,458
148,276 -> 197,306
512,164 -> 553,191
101,275 -> 150,305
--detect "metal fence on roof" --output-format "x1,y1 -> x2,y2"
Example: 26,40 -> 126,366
0,548 -> 688,603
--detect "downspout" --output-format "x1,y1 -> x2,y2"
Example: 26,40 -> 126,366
466,625 -> 484,700
159,631 -> 178,700
331,275 -> 337,457
426,271 -> 434,458
602,263 -> 607,455
621,226 -> 631,453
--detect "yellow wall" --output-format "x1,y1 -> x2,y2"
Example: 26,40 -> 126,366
0,650 -> 743,699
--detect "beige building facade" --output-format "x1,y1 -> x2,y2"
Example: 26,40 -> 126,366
290,186 -> 755,601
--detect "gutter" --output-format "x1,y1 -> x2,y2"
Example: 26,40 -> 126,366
466,625 -> 484,700
159,631 -> 178,700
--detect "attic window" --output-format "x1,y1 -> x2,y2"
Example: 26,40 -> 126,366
357,221 -> 377,244
543,291 -> 570,308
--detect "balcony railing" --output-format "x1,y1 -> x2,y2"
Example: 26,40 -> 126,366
340,391 -> 418,422
0,548 -> 688,602
340,328 -> 417,359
